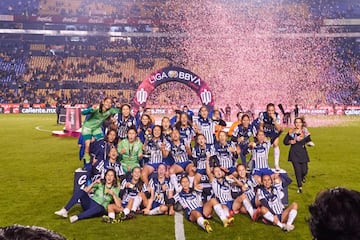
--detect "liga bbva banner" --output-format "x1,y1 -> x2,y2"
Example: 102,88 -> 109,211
133,66 -> 214,112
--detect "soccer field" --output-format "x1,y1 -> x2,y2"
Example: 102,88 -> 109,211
0,114 -> 359,240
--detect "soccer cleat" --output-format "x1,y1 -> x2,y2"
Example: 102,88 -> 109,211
222,219 -> 229,227
297,187 -> 302,194
126,211 -> 136,220
252,207 -> 261,221
285,224 -> 295,232
227,216 -> 235,226
54,208 -> 68,218
204,220 -> 213,233
102,215 -> 112,223
118,211 -> 126,221
69,215 -> 78,223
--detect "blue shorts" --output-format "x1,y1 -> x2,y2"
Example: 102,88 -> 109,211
196,168 -> 206,175
122,201 -> 128,208
264,131 -> 281,141
253,168 -> 274,177
146,162 -> 166,170
217,200 -> 233,211
185,207 -> 203,221
175,161 -> 192,171
151,201 -> 162,210
277,214 -> 282,222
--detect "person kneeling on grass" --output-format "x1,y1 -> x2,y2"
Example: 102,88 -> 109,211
171,176 -> 232,233
103,167 -> 147,222
257,174 -> 298,232
55,169 -> 120,223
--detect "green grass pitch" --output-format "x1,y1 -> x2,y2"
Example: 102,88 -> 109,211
0,114 -> 359,240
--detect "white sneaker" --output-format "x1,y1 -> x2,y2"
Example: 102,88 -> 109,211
54,208 -> 68,218
285,224 -> 295,232
307,141 -> 315,147
69,215 -> 78,223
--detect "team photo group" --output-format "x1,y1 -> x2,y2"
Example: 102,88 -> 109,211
54,98 -> 314,233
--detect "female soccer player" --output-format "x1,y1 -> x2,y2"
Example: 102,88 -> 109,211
168,129 -> 195,191
205,155 -> 237,226
55,169 -> 120,223
104,167 -> 146,222
194,106 -> 215,144
115,104 -> 136,141
81,97 -> 119,164
192,134 -> 214,191
283,117 -> 313,193
142,125 -> 171,186
231,114 -> 254,166
212,109 -> 227,141
214,131 -> 239,174
143,164 -> 174,215
228,164 -> 260,220
161,116 -> 173,166
118,127 -> 143,173
101,147 -> 125,180
161,116 -> 173,143
173,175 -> 231,232
174,112 -> 196,143
248,130 -> 274,184
259,103 -> 283,171
137,114 -> 154,144
87,129 -> 118,182
257,175 -> 298,232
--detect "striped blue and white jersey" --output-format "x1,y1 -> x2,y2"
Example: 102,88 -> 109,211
114,113 -> 136,139
145,139 -> 171,164
178,126 -> 196,143
169,139 -> 190,163
211,178 -> 233,204
149,177 -> 173,205
257,185 -> 284,215
194,117 -> 215,144
173,190 -> 203,211
251,141 -> 271,169
120,178 -> 147,203
192,144 -> 215,171
259,112 -> 281,133
214,141 -> 236,170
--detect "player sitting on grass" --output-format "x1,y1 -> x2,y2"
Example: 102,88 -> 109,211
228,164 -> 260,221
257,174 -> 298,232
102,167 -> 146,223
172,175 -> 232,233
55,169 -> 120,223
143,164 -> 174,216
205,154 -> 236,227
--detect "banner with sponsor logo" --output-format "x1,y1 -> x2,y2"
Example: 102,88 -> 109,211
133,66 -> 214,113
12,15 -> 163,26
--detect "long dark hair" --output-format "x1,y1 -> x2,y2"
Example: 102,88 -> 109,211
99,97 -> 113,113
132,167 -> 144,192
102,169 -> 118,187
174,113 -> 192,130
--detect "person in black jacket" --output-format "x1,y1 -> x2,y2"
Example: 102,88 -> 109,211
283,117 -> 313,194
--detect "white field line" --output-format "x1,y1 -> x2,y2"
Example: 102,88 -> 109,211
34,126 -> 53,133
175,211 -> 186,240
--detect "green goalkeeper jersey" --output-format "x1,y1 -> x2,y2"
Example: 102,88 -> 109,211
82,107 -> 119,129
